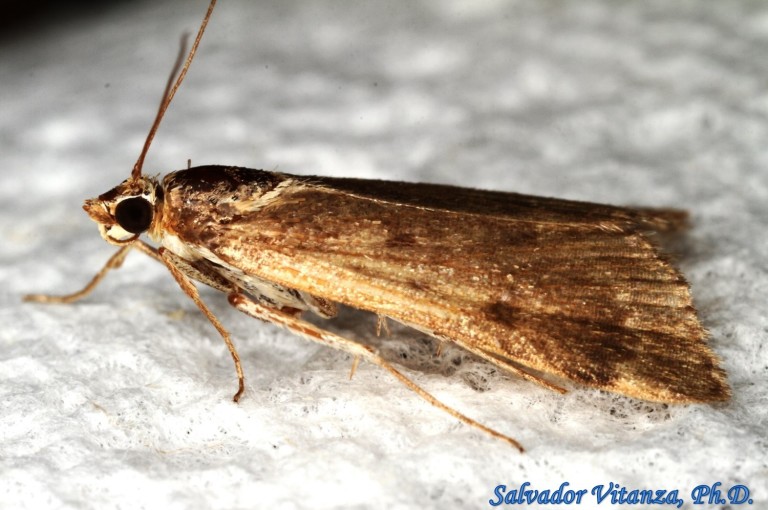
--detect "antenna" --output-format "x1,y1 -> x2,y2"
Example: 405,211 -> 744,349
131,0 -> 217,179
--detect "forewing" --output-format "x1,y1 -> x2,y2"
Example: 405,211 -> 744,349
164,168 -> 728,403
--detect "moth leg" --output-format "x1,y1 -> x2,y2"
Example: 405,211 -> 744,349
24,245 -> 133,304
227,291 -> 524,451
462,344 -> 567,395
131,239 -> 165,262
402,320 -> 567,394
348,356 -> 361,380
300,293 -> 338,318
158,247 -> 245,403
375,315 -> 391,337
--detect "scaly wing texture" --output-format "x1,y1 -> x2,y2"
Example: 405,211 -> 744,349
163,167 -> 728,403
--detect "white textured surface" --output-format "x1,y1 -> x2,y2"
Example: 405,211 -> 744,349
1,1 -> 767,509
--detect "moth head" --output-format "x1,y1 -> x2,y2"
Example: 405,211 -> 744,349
80,0 -> 213,246
83,176 -> 163,245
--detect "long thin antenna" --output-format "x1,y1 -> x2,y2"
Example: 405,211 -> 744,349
156,34 -> 191,133
131,0 -> 218,180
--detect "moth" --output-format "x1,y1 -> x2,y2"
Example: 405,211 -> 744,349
26,0 -> 729,451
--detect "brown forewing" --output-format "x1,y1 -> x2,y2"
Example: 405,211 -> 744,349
162,166 -> 729,404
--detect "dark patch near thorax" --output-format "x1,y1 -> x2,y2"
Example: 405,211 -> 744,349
161,166 -> 285,246
163,166 -> 283,196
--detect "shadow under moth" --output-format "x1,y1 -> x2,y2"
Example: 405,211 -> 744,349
25,0 -> 729,451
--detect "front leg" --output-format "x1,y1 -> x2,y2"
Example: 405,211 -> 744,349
158,247 -> 245,402
24,241 -> 164,304
24,245 -> 134,304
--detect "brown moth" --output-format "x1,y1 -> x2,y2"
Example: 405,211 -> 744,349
25,0 -> 729,451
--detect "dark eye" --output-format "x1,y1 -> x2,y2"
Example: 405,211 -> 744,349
114,197 -> 153,234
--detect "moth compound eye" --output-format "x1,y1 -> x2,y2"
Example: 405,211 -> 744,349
114,197 -> 153,234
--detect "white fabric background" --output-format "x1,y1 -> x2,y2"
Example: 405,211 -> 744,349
1,1 -> 766,509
